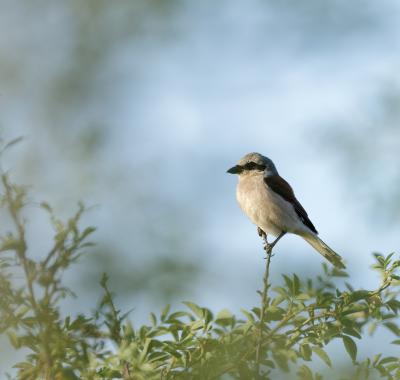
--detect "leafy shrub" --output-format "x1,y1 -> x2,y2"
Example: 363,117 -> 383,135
0,173 -> 399,380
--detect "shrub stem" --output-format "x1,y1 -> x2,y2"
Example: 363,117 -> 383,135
255,234 -> 274,378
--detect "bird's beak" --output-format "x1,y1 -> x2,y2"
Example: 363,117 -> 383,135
227,165 -> 241,174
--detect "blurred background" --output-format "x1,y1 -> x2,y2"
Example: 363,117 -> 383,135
0,0 -> 399,377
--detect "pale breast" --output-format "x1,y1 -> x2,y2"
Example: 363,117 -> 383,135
236,174 -> 307,236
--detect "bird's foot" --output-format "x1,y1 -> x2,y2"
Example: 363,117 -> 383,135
258,227 -> 269,245
257,227 -> 266,239
263,243 -> 274,257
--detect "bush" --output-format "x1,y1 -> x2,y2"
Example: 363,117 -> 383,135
0,173 -> 399,380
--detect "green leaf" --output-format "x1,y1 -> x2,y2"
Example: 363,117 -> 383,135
60,368 -> 79,380
149,312 -> 157,326
378,356 -> 399,365
265,306 -> 285,321
139,338 -> 152,362
296,293 -> 311,301
203,308 -> 213,326
97,368 -> 122,378
372,354 -> 382,366
300,344 -> 312,361
273,351 -> 290,372
215,309 -> 233,326
282,274 -> 294,295
183,301 -> 203,318
312,346 -> 332,367
166,311 -> 192,322
331,268 -> 348,277
190,320 -> 203,331
273,286 -> 290,299
325,324 -> 340,340
241,308 -> 255,323
100,272 -> 109,288
293,273 -> 301,295
161,304 -> 170,322
343,327 -> 361,339
385,252 -> 395,265
81,226 -> 96,239
251,307 -> 261,318
216,308 -> 232,320
384,322 -> 400,336
0,236 -> 22,253
64,316 -> 71,329
343,335 -> 357,362
386,299 -> 400,313
262,359 -> 275,368
348,290 -> 371,302
7,331 -> 20,348
297,364 -> 313,380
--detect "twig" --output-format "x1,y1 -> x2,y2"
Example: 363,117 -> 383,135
2,175 -> 53,379
255,234 -> 273,379
122,363 -> 131,379
100,274 -> 133,379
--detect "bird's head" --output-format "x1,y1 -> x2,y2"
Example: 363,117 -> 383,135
227,152 -> 278,176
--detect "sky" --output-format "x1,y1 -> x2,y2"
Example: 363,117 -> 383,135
0,0 -> 399,376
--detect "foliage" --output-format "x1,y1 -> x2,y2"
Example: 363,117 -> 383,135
0,173 -> 400,380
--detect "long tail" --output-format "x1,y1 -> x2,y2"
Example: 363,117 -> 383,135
303,234 -> 345,269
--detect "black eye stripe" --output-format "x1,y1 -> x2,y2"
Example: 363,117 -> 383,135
243,162 -> 266,171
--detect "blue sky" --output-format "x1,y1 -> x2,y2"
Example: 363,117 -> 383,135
1,0 -> 400,375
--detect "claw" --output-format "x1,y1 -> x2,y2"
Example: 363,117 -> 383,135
263,243 -> 273,252
258,227 -> 269,246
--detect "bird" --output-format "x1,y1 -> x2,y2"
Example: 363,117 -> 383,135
227,152 -> 345,268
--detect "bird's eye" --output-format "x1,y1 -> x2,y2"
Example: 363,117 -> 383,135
245,162 -> 263,170
243,162 -> 265,171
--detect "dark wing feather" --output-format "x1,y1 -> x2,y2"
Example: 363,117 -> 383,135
264,175 -> 318,234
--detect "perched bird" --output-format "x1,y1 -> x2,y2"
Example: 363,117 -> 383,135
227,152 -> 345,268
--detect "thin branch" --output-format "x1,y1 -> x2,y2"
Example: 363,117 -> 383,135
100,274 -> 132,379
255,234 -> 273,379
2,175 -> 53,379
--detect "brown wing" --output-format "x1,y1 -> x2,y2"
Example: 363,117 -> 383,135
264,175 -> 318,234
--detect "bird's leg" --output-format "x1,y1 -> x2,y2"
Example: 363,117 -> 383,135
257,227 -> 267,240
257,227 -> 270,249
268,231 -> 286,251
262,231 -> 287,257
257,227 -> 272,257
